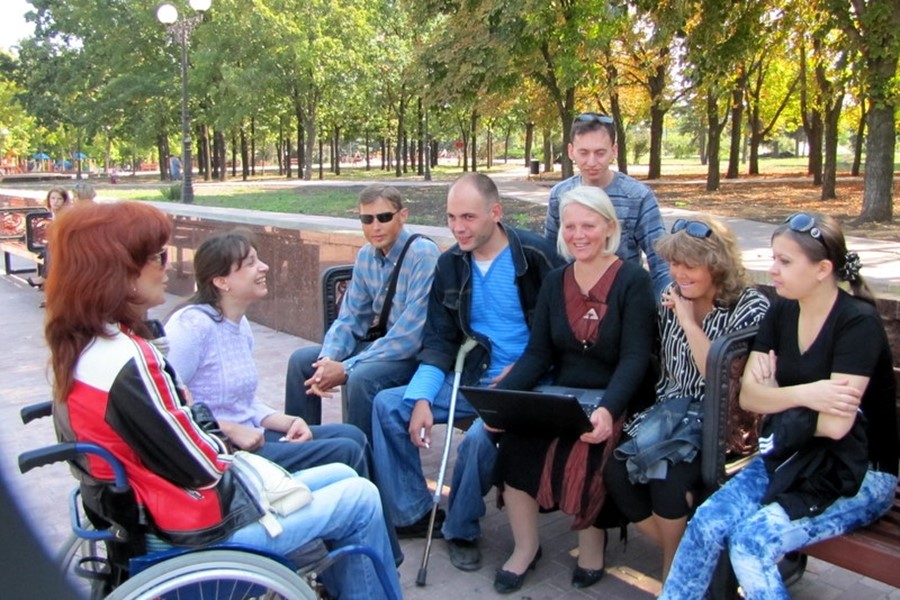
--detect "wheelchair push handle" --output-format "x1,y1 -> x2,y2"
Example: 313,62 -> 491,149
20,400 -> 53,424
18,442 -> 130,489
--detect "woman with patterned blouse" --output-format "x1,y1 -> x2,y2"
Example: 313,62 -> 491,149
605,215 -> 769,581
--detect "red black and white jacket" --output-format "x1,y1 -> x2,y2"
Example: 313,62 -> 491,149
54,324 -> 262,547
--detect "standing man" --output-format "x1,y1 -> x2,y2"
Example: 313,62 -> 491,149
371,173 -> 563,571
285,184 -> 439,442
545,113 -> 670,296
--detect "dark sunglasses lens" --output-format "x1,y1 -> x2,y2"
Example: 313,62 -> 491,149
575,113 -> 614,124
686,222 -> 712,238
160,249 -> 168,266
359,214 -> 375,224
786,213 -> 814,232
375,211 -> 396,223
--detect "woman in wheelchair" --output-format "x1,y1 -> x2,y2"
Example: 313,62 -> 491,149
43,202 -> 402,600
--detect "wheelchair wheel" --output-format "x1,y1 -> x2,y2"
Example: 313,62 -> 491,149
57,531 -> 112,600
105,549 -> 316,600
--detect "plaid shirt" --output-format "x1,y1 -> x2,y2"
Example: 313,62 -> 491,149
320,228 -> 439,373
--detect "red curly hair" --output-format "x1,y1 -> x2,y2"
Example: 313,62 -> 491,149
44,202 -> 171,400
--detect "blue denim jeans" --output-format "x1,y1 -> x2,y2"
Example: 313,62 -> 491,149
660,457 -> 897,600
371,377 -> 498,541
226,463 -> 402,600
285,344 -> 417,441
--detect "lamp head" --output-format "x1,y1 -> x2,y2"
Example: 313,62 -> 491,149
156,3 -> 178,24
190,0 -> 212,12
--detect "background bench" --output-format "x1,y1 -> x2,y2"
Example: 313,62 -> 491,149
1,208 -> 50,277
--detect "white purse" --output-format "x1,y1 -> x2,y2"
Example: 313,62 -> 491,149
230,451 -> 313,537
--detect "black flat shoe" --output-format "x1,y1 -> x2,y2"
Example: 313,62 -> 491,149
571,564 -> 605,589
493,546 -> 542,594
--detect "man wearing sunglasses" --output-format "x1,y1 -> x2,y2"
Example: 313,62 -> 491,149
545,113 -> 670,297
285,184 -> 440,442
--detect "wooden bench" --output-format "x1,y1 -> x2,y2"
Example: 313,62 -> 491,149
702,327 -> 900,595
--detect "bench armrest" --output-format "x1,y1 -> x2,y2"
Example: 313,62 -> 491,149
321,264 -> 354,333
701,326 -> 760,490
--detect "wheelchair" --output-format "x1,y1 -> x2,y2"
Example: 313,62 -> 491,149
19,401 -> 398,600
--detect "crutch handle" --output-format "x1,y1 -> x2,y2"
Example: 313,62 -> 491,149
454,337 -> 478,372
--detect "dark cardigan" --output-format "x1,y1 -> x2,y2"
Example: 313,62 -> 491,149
497,260 -> 657,420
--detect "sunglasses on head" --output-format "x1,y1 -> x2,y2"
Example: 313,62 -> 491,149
359,210 -> 400,225
151,248 -> 168,267
671,219 -> 712,238
574,112 -> 614,125
784,212 -> 825,245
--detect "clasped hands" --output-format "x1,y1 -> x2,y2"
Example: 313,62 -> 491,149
304,357 -> 347,399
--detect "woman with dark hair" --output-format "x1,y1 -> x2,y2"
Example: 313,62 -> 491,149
166,230 -> 373,478
605,215 -> 769,581
45,203 -> 401,600
165,229 -> 402,564
28,188 -> 72,290
45,187 -> 71,214
660,213 -> 898,599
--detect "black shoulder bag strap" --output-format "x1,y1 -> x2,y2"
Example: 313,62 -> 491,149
363,233 -> 432,341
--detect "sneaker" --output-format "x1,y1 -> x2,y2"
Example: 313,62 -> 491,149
447,538 -> 481,571
395,508 -> 445,539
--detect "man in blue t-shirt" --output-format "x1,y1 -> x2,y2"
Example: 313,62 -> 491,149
371,173 -> 563,571
544,114 -> 670,297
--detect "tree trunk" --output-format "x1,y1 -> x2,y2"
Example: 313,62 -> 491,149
858,104 -> 895,222
470,110 -> 478,172
524,121 -> 534,167
706,90 -> 722,192
365,129 -> 371,171
395,101 -> 404,178
606,57 -> 628,174
318,137 -> 324,180
214,130 -> 226,181
240,125 -> 249,181
157,134 -> 169,182
647,62 -> 667,180
726,84 -> 744,179
200,123 -> 211,181
542,129 -> 552,173
302,108 -> 314,181
334,125 -> 341,176
417,98 -> 424,176
250,117 -> 256,176
821,94 -> 843,200
852,100 -> 866,177
503,125 -> 511,163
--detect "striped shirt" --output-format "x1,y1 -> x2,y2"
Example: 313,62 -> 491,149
654,285 -> 769,403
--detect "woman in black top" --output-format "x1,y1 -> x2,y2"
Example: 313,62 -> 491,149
661,213 -> 898,599
491,185 -> 656,592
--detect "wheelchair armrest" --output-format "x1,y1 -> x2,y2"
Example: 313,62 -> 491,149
701,326 -> 760,491
20,400 -> 53,424
18,442 -> 130,489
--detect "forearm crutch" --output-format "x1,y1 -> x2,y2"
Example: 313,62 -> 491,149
416,336 -> 479,586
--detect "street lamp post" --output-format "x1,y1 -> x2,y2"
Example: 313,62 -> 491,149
157,0 -> 211,204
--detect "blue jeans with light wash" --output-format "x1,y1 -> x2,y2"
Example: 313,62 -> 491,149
284,343 -> 418,441
371,377 -> 498,541
227,463 -> 402,600
660,457 -> 897,600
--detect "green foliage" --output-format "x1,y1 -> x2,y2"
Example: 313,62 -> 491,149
160,183 -> 182,201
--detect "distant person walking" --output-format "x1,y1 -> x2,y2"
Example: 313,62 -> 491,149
169,155 -> 182,181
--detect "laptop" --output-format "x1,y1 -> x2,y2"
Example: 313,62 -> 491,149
460,385 -> 605,438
